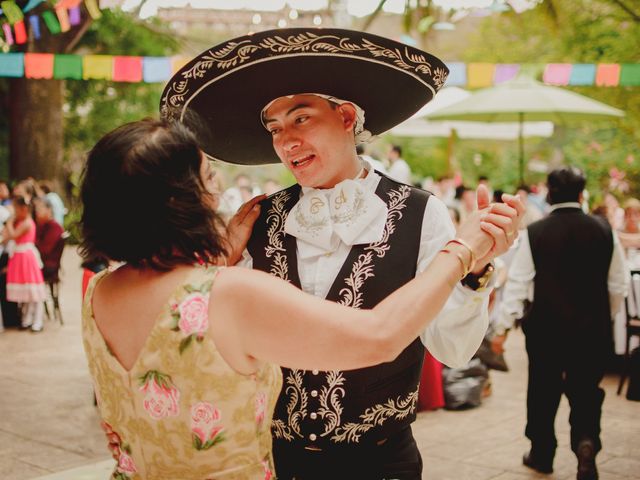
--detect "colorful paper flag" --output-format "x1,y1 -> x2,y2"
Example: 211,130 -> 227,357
84,0 -> 102,19
2,23 -> 14,45
569,63 -> 596,86
0,1 -> 24,24
467,63 -> 495,88
445,62 -> 466,86
55,6 -> 71,32
620,64 -> 640,86
543,63 -> 572,85
42,10 -> 62,34
13,19 -> 26,43
22,0 -> 45,12
83,54 -> 113,80
53,54 -> 82,79
0,53 -> 24,77
494,64 -> 519,84
171,56 -> 190,74
28,15 -> 41,39
595,64 -> 621,87
143,57 -> 172,83
56,0 -> 83,7
113,56 -> 142,82
69,6 -> 82,26
25,52 -> 54,79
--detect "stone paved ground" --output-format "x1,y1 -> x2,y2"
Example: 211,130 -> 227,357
1,248 -> 638,480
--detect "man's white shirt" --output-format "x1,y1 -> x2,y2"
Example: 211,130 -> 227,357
239,163 -> 491,368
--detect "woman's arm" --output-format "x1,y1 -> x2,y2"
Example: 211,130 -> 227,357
4,218 -> 30,240
209,194 -> 524,374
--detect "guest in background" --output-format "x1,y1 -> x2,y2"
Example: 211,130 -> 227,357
496,167 -> 628,480
387,144 -> 412,183
618,198 -> 640,253
604,192 -> 624,231
356,143 -> 387,174
3,196 -> 47,332
516,184 -> 543,228
39,181 -> 66,227
0,181 -> 11,207
34,197 -> 65,283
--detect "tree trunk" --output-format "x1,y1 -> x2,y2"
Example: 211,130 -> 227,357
9,77 -> 64,182
6,12 -> 91,185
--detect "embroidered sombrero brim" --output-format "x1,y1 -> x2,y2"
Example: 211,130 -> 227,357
160,28 -> 449,165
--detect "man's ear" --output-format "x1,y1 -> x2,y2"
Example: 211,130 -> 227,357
337,103 -> 357,133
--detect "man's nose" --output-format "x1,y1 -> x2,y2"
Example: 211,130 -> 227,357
280,130 -> 301,151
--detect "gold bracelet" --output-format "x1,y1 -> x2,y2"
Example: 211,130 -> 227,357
440,248 -> 470,279
447,238 -> 477,274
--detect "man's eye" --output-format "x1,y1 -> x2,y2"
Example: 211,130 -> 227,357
295,115 -> 309,124
269,128 -> 281,136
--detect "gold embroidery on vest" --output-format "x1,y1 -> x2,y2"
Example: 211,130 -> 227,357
338,185 -> 411,308
308,185 -> 412,443
265,191 -> 291,281
330,386 -> 419,444
318,371 -> 346,437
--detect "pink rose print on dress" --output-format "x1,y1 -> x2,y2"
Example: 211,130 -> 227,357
177,293 -> 209,337
117,451 -> 137,476
190,402 -> 225,450
138,370 -> 180,419
100,422 -> 137,480
262,459 -> 273,480
100,421 -> 122,460
170,290 -> 211,354
255,392 -> 266,426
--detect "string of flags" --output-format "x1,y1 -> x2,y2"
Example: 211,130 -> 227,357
0,54 -> 638,86
445,62 -> 640,88
0,0 -> 101,46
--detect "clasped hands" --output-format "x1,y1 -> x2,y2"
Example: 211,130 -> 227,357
454,184 -> 525,275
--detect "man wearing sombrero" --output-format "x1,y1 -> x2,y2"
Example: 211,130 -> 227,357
162,28 -> 522,479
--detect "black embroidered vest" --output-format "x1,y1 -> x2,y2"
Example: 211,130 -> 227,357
247,174 -> 430,449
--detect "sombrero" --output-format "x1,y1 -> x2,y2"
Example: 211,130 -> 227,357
160,28 -> 448,165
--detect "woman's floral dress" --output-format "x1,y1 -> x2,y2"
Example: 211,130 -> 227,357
82,265 -> 282,479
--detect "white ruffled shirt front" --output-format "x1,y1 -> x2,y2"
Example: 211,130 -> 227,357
240,162 -> 491,368
284,176 -> 388,258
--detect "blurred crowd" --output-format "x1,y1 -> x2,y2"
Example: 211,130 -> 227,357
0,178 -> 67,333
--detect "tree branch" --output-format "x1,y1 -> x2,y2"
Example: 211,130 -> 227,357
609,0 -> 640,22
361,0 -> 388,32
64,18 -> 93,54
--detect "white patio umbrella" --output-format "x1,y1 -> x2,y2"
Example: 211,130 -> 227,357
426,77 -> 625,182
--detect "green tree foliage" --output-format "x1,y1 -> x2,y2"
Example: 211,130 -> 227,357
378,1 -> 640,198
462,0 -> 640,199
64,9 -> 179,156
62,9 -> 179,241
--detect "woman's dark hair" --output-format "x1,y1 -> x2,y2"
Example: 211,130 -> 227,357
80,118 -> 227,271
12,195 -> 29,208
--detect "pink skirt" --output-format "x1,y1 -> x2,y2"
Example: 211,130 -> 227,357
7,249 -> 47,303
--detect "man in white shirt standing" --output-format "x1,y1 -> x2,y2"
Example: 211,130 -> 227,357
495,167 -> 628,480
387,144 -> 412,184
162,27 -> 524,479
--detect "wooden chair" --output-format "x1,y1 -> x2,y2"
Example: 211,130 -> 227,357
617,270 -> 640,395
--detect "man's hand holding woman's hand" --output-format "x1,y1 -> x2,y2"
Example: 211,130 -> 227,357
454,184 -> 525,275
